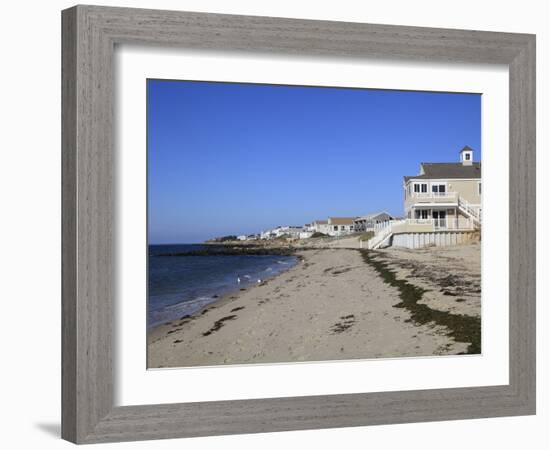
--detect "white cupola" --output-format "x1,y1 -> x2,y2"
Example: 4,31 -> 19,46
459,146 -> 474,166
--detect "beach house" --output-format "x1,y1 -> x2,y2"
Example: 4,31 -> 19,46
354,212 -> 394,232
403,146 -> 481,229
327,217 -> 356,236
367,146 -> 481,249
310,220 -> 330,235
261,226 -> 303,240
284,226 -> 304,239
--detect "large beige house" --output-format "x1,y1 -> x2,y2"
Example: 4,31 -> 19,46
403,146 -> 481,230
366,146 -> 482,249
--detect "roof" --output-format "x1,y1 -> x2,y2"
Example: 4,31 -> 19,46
354,211 -> 393,221
328,217 -> 356,225
312,220 -> 328,225
404,162 -> 481,181
459,145 -> 474,153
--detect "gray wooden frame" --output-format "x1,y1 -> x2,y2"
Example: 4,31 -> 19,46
62,4 -> 536,444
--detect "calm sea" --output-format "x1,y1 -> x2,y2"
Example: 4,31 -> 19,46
148,244 -> 298,328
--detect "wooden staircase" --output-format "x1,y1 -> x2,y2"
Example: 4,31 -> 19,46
457,197 -> 481,228
367,220 -> 405,250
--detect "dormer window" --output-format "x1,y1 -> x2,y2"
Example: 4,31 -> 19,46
465,153 -> 471,161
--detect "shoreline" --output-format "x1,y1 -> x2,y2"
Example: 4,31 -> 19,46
148,244 -> 481,368
149,254 -> 303,333
148,250 -> 300,329
155,245 -> 298,257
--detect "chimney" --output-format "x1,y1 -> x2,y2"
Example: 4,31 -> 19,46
459,146 -> 473,166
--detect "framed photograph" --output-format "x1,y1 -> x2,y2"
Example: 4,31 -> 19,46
62,5 -> 536,444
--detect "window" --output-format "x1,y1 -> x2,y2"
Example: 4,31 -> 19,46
465,153 -> 471,160
421,183 -> 427,193
334,226 -> 338,231
416,210 -> 428,219
414,184 -> 420,193
478,182 -> 482,195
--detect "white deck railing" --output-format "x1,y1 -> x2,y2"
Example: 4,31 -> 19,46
367,193 -> 480,249
411,191 -> 457,200
457,197 -> 481,225
368,219 -> 406,249
367,216 -> 476,249
405,218 -> 433,225
406,217 -> 475,229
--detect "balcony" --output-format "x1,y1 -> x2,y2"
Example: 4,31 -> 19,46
411,191 -> 457,200
406,191 -> 458,209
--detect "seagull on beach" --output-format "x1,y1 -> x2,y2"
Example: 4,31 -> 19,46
237,277 -> 241,284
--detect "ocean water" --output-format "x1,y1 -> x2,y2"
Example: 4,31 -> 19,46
148,244 -> 298,328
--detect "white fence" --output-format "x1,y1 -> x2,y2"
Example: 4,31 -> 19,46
373,218 -> 474,234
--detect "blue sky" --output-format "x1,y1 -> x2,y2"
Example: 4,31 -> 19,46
148,79 -> 481,244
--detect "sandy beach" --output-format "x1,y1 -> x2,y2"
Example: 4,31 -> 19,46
147,242 -> 480,368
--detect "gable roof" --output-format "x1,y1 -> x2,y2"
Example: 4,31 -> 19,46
312,220 -> 328,225
404,162 -> 481,181
354,211 -> 393,221
328,217 -> 356,225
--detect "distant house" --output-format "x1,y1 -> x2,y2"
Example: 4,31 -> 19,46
327,217 -> 356,236
260,225 -> 302,240
354,212 -> 394,232
260,228 -> 277,239
236,235 -> 247,241
310,220 -> 330,235
284,226 -> 304,238
403,146 -> 481,229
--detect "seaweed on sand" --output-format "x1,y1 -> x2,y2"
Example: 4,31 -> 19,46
360,250 -> 481,354
202,315 -> 238,337
331,314 -> 356,334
